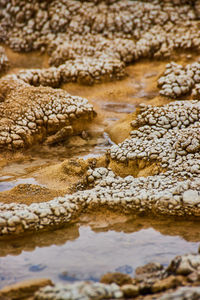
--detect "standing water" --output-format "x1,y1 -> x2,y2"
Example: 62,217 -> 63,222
0,215 -> 199,288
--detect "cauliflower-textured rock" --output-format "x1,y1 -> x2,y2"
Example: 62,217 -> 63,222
1,100 -> 200,236
0,76 -> 95,150
158,61 -> 200,99
1,1 -> 200,85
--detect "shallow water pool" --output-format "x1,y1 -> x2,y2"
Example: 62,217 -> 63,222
0,215 -> 199,288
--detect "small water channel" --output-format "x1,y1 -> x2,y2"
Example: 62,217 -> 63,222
0,215 -> 199,288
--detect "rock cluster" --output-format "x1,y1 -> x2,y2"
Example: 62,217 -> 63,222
0,100 -> 200,235
0,76 -> 95,150
1,1 -> 200,85
167,253 -> 200,276
158,61 -> 200,98
160,287 -> 200,300
0,46 -> 9,75
1,0 -> 198,51
0,196 -> 80,235
11,53 -> 125,87
110,100 -> 200,177
35,282 -> 123,300
32,252 -> 200,299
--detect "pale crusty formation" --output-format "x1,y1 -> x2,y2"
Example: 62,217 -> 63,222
0,46 -> 9,75
158,61 -> 200,98
0,76 -> 95,149
9,51 -> 125,87
0,100 -> 200,236
1,0 -> 200,85
35,282 -> 123,300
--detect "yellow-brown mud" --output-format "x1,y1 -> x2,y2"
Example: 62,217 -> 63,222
0,184 -> 65,205
108,159 -> 166,178
37,156 -> 107,190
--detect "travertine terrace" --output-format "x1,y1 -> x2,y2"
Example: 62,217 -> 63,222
1,1 -> 200,298
0,0 -> 199,234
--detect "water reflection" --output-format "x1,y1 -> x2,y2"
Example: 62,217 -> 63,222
0,178 -> 44,192
0,214 -> 199,288
102,102 -> 135,114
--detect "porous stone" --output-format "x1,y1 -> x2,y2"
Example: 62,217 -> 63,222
0,77 -> 95,150
160,286 -> 200,300
35,281 -> 123,300
0,1 -> 200,86
183,190 -> 200,205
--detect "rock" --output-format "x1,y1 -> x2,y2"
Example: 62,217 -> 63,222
0,77 -> 96,150
121,284 -> 139,297
160,286 -> 200,300
100,272 -> 133,286
35,282 -> 123,300
167,254 -> 200,276
0,217 -> 7,226
151,275 -> 182,293
183,190 -> 200,205
7,216 -> 20,227
0,278 -> 53,300
135,262 -> 163,281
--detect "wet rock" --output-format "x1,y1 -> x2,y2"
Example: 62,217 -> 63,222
0,278 -> 52,300
160,286 -> 200,300
35,281 -> 123,300
187,271 -> 200,283
167,254 -> 200,276
135,262 -> 164,290
121,284 -> 139,298
100,272 -> 133,286
151,275 -> 182,293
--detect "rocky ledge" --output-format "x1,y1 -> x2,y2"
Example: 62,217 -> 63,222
0,76 -> 95,150
1,1 -> 200,86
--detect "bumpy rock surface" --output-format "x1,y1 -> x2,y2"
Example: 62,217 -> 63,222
0,100 -> 200,236
0,76 -> 95,150
1,0 -> 200,85
158,61 -> 200,98
0,46 -> 9,75
160,287 -> 200,300
167,253 -> 200,276
35,282 -> 123,300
